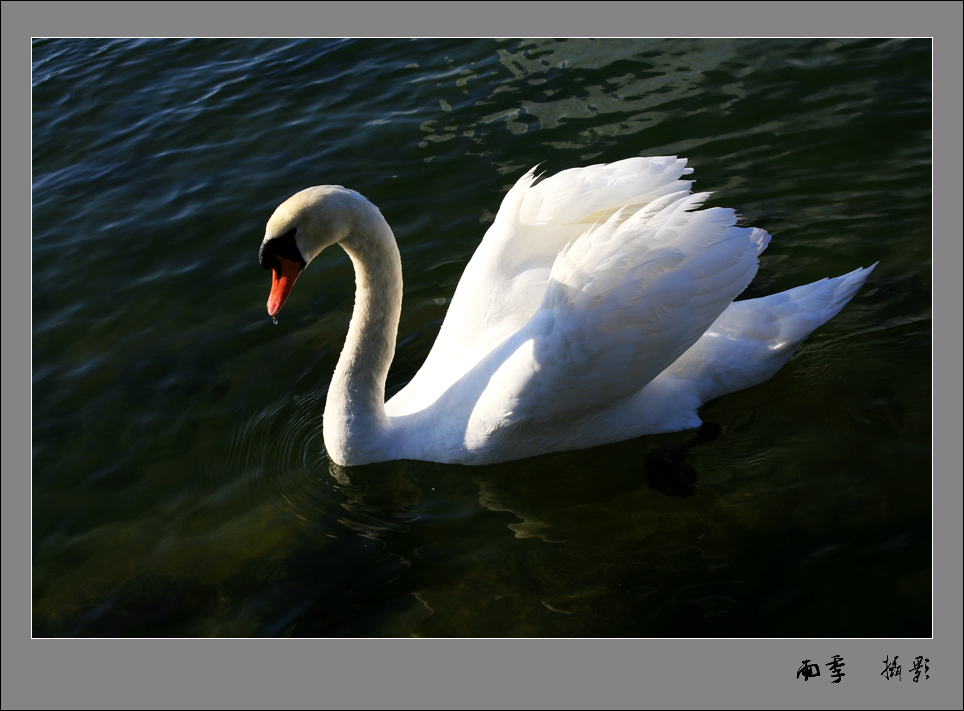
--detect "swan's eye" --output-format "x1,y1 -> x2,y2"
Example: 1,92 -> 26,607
259,228 -> 304,271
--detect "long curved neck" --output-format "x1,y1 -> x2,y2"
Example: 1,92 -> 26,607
323,209 -> 403,465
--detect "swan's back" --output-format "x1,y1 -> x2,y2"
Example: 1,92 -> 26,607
377,156 -> 876,463
387,156 -> 705,416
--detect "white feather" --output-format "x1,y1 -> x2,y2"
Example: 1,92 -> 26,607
260,157 -> 876,465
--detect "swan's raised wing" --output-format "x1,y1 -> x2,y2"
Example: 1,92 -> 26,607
468,191 -> 772,433
450,156 -> 696,349
387,157 -> 695,416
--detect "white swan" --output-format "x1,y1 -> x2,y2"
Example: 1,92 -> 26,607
259,157 -> 875,466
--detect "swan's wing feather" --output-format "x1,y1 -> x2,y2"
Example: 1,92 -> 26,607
449,156 -> 697,344
388,157 -> 695,415
518,155 -> 694,226
477,192 -> 772,426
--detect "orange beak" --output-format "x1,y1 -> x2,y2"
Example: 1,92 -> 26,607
267,255 -> 304,317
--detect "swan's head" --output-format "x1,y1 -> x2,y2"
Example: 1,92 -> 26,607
259,185 -> 359,317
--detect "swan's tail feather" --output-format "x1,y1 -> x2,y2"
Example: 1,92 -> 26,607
669,263 -> 878,403
754,263 -> 878,348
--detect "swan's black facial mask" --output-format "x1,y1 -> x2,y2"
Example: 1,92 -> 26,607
259,228 -> 305,272
260,228 -> 306,317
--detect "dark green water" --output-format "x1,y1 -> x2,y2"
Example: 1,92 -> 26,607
32,38 -> 931,637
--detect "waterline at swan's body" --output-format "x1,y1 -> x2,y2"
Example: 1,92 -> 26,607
258,157 -> 876,466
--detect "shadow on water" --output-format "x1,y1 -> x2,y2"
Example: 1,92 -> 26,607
32,401 -> 930,638
290,422 -> 929,638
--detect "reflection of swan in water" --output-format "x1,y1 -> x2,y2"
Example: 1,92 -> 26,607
259,157 -> 875,466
